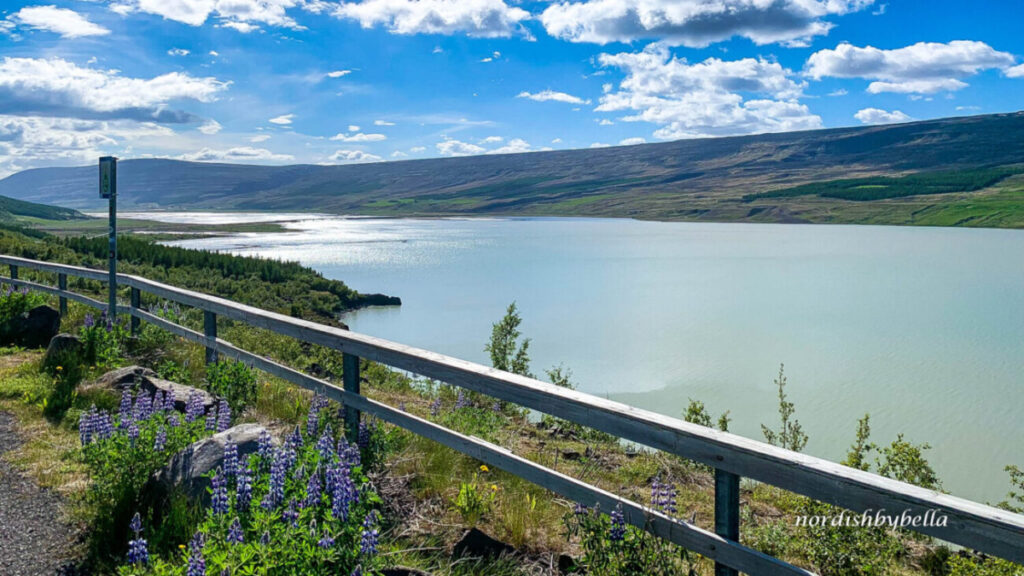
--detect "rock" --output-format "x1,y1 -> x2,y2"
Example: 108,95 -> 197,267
42,334 -> 82,367
381,568 -> 432,576
149,424 -> 268,505
561,450 -> 582,461
83,366 -> 215,413
558,554 -> 579,574
20,306 -> 61,348
452,528 -> 515,559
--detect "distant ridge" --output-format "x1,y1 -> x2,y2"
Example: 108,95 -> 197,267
0,194 -> 86,222
2,112 -> 1023,225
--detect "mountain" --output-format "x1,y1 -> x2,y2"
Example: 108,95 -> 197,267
0,194 -> 87,223
2,112 -> 1024,227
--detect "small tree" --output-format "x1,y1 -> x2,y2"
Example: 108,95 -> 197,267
485,302 -> 533,377
1000,465 -> 1024,513
761,364 -> 808,452
876,434 -> 940,490
683,399 -> 730,432
842,414 -> 876,471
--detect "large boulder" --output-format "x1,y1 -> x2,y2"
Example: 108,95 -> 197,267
452,528 -> 515,559
6,306 -> 62,348
149,424 -> 268,505
84,366 -> 215,413
42,334 -> 83,367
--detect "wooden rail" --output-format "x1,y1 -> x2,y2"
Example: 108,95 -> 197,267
2,253 -> 1022,573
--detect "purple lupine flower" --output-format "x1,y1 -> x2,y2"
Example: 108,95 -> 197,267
259,531 -> 270,546
216,400 -> 231,432
164,389 -> 176,412
205,408 -> 217,432
133,393 -> 152,421
455,390 -> 469,410
94,410 -> 114,440
154,427 -> 167,452
398,402 -> 407,412
153,391 -> 165,414
331,470 -> 357,522
261,448 -> 287,510
360,512 -> 379,556
282,499 -> 299,527
79,406 -> 95,446
316,425 -> 334,461
83,313 -> 95,328
608,503 -> 626,542
351,568 -> 362,576
574,502 -> 588,517
306,396 -> 324,437
257,430 -> 273,462
211,468 -> 229,515
223,441 -> 238,478
185,392 -> 204,424
186,533 -> 206,576
235,458 -> 252,512
127,421 -> 140,441
127,513 -> 148,565
357,420 -> 371,450
226,518 -> 244,544
118,389 -> 133,429
318,533 -> 335,548
338,436 -> 361,469
287,425 -> 302,450
430,397 -> 442,417
167,412 -> 181,428
305,468 -> 322,508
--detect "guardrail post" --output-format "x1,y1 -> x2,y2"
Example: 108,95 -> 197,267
8,264 -> 16,280
58,273 -> 68,316
343,353 -> 361,443
204,310 -> 218,364
130,287 -> 140,336
714,469 -> 741,576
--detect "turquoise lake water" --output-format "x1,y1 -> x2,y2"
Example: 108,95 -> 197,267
161,214 -> 1024,503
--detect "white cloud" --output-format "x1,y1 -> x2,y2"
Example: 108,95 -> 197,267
348,124 -> 361,132
806,41 -> 1016,94
269,114 -> 294,125
374,120 -> 395,126
480,136 -> 503,143
437,138 -> 485,156
517,90 -> 590,105
551,138 -> 562,144
391,150 -> 407,158
597,118 -> 614,125
168,48 -> 191,56
7,5 -> 110,38
481,50 -> 502,63
619,137 -> 646,145
410,146 -> 427,152
330,132 -> 387,142
1006,63 -> 1024,78
828,88 -> 848,96
327,149 -> 383,163
589,142 -> 611,148
250,134 -> 271,142
113,0 -> 303,30
209,50 -> 220,56
853,107 -> 912,125
597,44 -> 820,140
487,138 -> 531,154
327,70 -> 352,78
540,0 -> 873,48
0,57 -> 226,123
219,20 -> 260,32
179,146 -> 295,162
955,105 -> 980,112
198,119 -> 222,134
333,0 -> 529,38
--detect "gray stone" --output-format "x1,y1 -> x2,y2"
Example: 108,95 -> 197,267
84,366 -> 215,413
85,365 -> 155,390
149,424 -> 268,505
42,334 -> 82,367
452,528 -> 515,559
20,306 -> 61,348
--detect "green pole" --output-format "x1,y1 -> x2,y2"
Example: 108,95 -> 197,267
100,156 -> 117,320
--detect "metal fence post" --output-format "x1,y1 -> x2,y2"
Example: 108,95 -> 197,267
714,469 -> 741,576
130,287 -> 140,336
8,265 -> 16,280
58,273 -> 68,316
343,353 -> 361,442
204,310 -> 218,364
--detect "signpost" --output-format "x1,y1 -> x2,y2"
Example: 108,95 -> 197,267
99,156 -> 117,320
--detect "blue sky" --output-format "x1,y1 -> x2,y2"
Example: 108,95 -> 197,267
0,0 -> 1022,175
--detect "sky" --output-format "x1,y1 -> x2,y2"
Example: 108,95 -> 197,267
0,0 -> 1023,176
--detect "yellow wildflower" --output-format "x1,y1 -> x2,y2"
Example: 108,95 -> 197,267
479,465 -> 489,472
491,485 -> 498,491
56,366 -> 63,371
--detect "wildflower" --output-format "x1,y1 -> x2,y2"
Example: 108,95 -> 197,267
236,459 -> 253,511
318,533 -> 335,548
455,390 -> 469,409
118,389 -> 133,429
491,484 -> 498,492
332,470 -> 357,521
479,465 -> 489,473
127,513 -> 148,565
608,503 -> 626,542
205,408 -> 217,432
127,422 -> 140,441
574,502 -> 588,516
287,425 -> 302,450
154,391 -> 165,413
492,400 -> 502,412
84,313 -> 94,328
223,441 -> 238,478
316,424 -> 334,460
185,392 -> 204,423
360,512 -> 379,556
217,400 -> 231,432
226,518 -> 244,544
260,531 -> 271,546
306,468 -> 322,507
261,449 -> 287,510
351,568 -> 362,576
134,393 -> 152,421
430,397 -> 442,417
154,427 -> 167,452
56,366 -> 63,372
79,406 -> 96,446
257,430 -> 273,462
130,512 -> 142,534
282,499 -> 299,527
398,402 -> 406,412
211,468 -> 229,515
186,533 -> 206,576
357,420 -> 371,449
164,389 -> 176,412
338,436 -> 360,468
306,397 -> 322,437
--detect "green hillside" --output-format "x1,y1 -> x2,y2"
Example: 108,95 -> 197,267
0,194 -> 87,222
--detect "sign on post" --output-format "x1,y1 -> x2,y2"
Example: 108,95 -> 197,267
99,157 -> 117,319
99,156 -> 116,199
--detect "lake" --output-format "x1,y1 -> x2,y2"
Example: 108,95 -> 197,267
158,213 -> 1024,502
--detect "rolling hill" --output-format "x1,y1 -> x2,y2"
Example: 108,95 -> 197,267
2,112 -> 1024,227
0,194 -> 87,223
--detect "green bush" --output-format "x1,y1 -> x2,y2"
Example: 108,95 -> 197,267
204,360 -> 258,415
41,350 -> 84,418
0,285 -> 48,344
81,313 -> 129,368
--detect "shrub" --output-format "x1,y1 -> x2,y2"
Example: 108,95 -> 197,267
81,312 -> 129,368
452,466 -> 497,527
204,360 -> 258,415
0,285 -> 48,344
42,355 -> 84,418
761,364 -> 808,452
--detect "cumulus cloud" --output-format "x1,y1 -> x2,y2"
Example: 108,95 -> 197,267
168,48 -> 191,56
115,0 -> 303,30
517,90 -> 590,105
374,120 -> 395,126
250,134 -> 271,142
589,142 -> 611,148
333,0 -> 529,37
6,5 -> 110,38
179,146 -> 295,162
327,149 -> 383,163
805,41 -> 1016,94
487,138 -> 531,154
268,114 -> 294,124
1006,63 -> 1024,78
619,137 -> 646,145
327,70 -> 352,78
597,44 -> 820,140
540,0 -> 873,48
853,107 -> 912,125
198,119 -> 222,134
410,146 -> 427,152
0,57 -> 226,123
436,136 -> 534,156
436,138 -> 485,156
330,131 -> 387,142
480,136 -> 503,143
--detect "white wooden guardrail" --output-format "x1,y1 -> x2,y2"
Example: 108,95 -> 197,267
2,254 -> 1022,575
